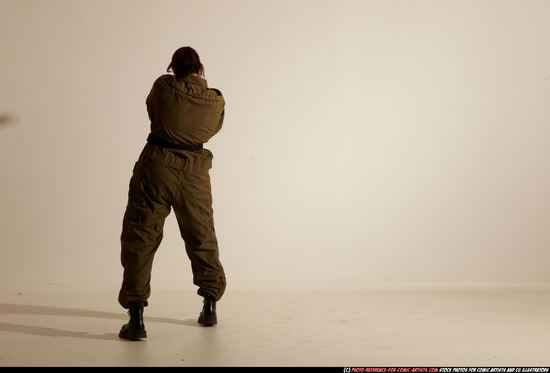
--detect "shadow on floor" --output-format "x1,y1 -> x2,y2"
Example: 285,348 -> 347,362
0,321 -> 119,340
0,303 -> 201,340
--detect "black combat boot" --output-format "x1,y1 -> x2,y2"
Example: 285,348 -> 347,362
119,301 -> 147,340
198,294 -> 217,326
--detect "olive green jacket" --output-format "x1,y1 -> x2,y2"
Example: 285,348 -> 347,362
146,74 -> 225,146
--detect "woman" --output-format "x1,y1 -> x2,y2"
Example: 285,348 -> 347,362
118,46 -> 226,340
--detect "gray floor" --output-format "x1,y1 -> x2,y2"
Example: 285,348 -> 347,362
0,280 -> 549,367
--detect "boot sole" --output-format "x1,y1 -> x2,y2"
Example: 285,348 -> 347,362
198,315 -> 217,326
119,328 -> 147,340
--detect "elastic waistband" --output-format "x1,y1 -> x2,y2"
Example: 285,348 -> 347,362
139,143 -> 213,174
147,133 -> 203,151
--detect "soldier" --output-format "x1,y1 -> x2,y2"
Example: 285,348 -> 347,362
118,46 -> 226,340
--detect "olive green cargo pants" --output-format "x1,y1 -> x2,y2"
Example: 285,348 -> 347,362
118,143 -> 226,308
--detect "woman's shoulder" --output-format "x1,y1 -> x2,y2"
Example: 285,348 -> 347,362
151,74 -> 182,92
154,74 -> 175,85
209,88 -> 222,96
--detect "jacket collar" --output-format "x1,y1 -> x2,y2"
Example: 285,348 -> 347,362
180,74 -> 208,87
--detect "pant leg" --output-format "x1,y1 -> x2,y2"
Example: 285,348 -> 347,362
173,170 -> 226,301
118,158 -> 176,308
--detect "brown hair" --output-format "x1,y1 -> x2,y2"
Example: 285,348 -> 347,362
167,46 -> 202,79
